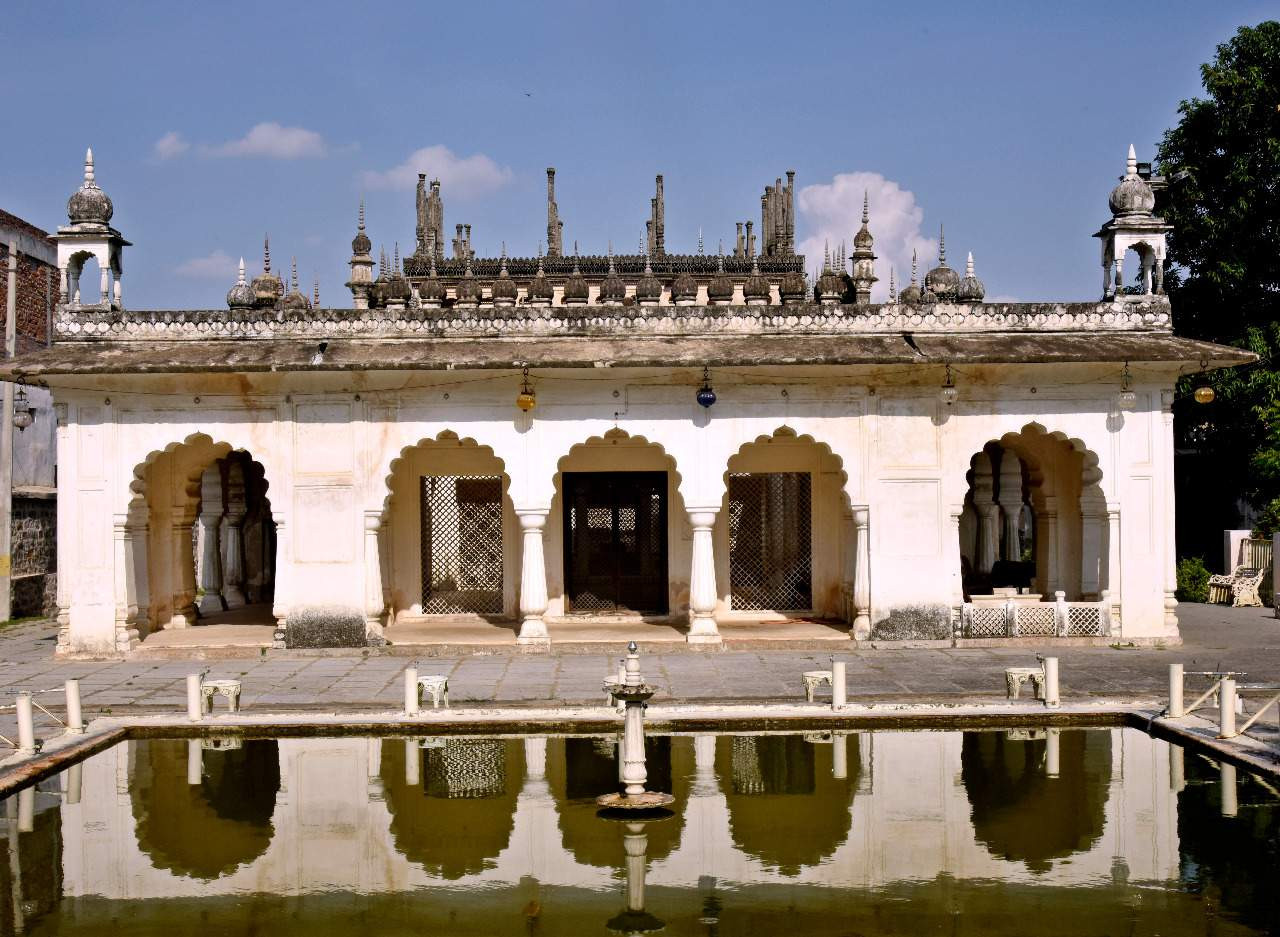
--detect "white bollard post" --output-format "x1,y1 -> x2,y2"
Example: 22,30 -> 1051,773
1042,657 -> 1060,708
186,674 -> 202,722
1220,761 -> 1238,817
1219,677 -> 1237,738
15,692 -> 35,756
187,739 -> 202,785
1168,663 -> 1184,718
404,667 -> 419,717
831,660 -> 847,710
65,679 -> 83,734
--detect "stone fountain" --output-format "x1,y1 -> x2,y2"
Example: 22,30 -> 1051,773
597,641 -> 674,811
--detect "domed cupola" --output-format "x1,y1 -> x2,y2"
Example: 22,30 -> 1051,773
708,245 -> 734,305
780,270 -> 808,305
898,250 -> 922,303
816,245 -> 845,304
636,251 -> 663,306
491,245 -> 518,307
351,202 -> 372,256
454,255 -> 481,307
599,245 -> 626,305
924,227 -> 960,300
528,250 -> 554,306
226,257 -> 255,309
66,148 -> 114,226
955,251 -> 985,303
418,255 -> 445,308
281,258 -> 313,312
744,257 -> 771,305
670,263 -> 698,306
1109,144 -> 1156,217
381,244 -> 412,308
562,244 -> 589,305
251,237 -> 284,308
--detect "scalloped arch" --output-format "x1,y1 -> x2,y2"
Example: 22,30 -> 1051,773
128,432 -> 279,514
723,425 -> 853,512
553,428 -> 685,496
379,430 -> 510,516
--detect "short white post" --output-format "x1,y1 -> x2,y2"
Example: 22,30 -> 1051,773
831,660 -> 847,710
1045,728 -> 1061,777
404,738 -> 420,787
15,692 -> 35,756
832,733 -> 848,779
1218,677 -> 1237,738
1220,761 -> 1238,817
1168,663 -> 1184,718
404,667 -> 419,717
187,740 -> 202,785
1042,657 -> 1060,708
65,679 -> 83,734
186,674 -> 202,722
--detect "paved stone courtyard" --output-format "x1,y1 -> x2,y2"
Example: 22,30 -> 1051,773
0,602 -> 1277,747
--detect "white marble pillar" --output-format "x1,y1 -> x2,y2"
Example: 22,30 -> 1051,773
948,504 -> 965,620
271,519 -> 290,640
1106,503 -> 1122,629
517,510 -> 550,646
1160,390 -> 1179,633
170,513 -> 197,628
687,509 -> 721,644
98,263 -> 110,305
195,465 -> 224,615
53,404 -> 71,653
852,506 -> 871,640
220,462 -> 247,608
111,516 -> 138,653
112,271 -> 122,308
363,511 -> 386,642
1040,497 -> 1060,596
124,518 -> 150,639
1080,496 -> 1106,599
997,450 -> 1024,562
972,452 -> 999,574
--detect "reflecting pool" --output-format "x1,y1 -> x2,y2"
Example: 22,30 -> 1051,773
1,728 -> 1277,935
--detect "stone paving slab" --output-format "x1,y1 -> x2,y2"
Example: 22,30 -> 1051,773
0,603 -> 1276,749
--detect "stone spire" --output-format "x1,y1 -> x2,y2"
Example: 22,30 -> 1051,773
648,174 -> 665,256
347,199 -> 375,309
250,235 -> 283,308
924,225 -> 960,300
851,189 -> 878,304
888,267 -> 897,303
313,278 -> 320,308
546,168 -> 562,257
898,249 -> 922,303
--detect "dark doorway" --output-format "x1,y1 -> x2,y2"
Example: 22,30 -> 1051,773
563,471 -> 668,614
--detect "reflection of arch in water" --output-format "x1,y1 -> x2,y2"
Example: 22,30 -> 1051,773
961,729 -> 1111,873
381,737 -> 525,879
715,734 -> 859,875
130,739 -> 279,880
546,735 -> 692,867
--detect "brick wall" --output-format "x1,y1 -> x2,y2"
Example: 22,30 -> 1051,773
11,493 -> 56,618
0,241 -> 56,349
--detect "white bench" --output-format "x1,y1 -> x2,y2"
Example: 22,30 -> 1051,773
415,675 -> 449,709
803,670 -> 833,702
200,679 -> 242,714
1004,666 -> 1046,701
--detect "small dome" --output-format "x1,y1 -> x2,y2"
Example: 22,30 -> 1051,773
384,272 -> 411,304
492,252 -> 518,303
562,256 -> 589,303
351,200 -> 371,255
1109,145 -> 1156,216
250,238 -> 282,307
528,255 -> 553,303
708,252 -> 734,303
67,149 -> 113,225
816,263 -> 846,301
281,289 -> 311,311
670,269 -> 698,302
924,228 -> 960,300
898,281 -> 922,303
599,252 -> 626,304
744,259 -> 770,303
636,255 -> 663,304
780,271 -> 808,303
455,258 -> 481,305
920,282 -> 939,303
226,258 -> 255,309
419,257 -> 445,305
853,225 -> 873,250
956,252 -> 985,302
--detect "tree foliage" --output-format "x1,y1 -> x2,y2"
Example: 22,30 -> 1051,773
1157,21 -> 1280,535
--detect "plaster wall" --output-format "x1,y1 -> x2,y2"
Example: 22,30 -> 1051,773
51,367 -> 1179,653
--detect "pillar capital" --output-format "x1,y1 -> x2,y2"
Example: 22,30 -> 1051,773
363,510 -> 382,532
516,508 -> 549,530
686,507 -> 718,529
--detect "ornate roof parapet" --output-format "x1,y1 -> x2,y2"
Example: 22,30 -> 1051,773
51,297 -> 1175,343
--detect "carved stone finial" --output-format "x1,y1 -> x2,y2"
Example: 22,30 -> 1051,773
237,257 -> 246,285
263,235 -> 271,273
290,257 -> 299,294
862,189 -> 869,224
938,225 -> 947,266
358,197 -> 365,231
84,147 -> 95,185
313,278 -> 320,307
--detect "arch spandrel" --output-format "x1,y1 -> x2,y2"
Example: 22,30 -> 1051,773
367,421 -> 525,513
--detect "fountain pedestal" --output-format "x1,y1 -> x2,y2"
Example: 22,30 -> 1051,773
598,642 -> 674,811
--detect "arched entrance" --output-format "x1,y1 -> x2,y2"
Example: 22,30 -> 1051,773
382,432 -> 516,635
959,425 -> 1104,602
720,428 -> 853,623
131,436 -> 278,644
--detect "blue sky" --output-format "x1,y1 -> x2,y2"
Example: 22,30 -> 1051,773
1,1 -> 1273,308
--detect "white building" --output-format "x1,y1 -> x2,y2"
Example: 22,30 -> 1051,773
2,147 -> 1250,657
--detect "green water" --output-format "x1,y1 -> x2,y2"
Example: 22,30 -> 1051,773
1,728 -> 1276,935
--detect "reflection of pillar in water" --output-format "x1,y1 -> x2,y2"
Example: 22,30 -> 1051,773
607,820 -> 663,935
405,739 -> 420,787
1168,744 -> 1184,793
16,788 -> 34,833
66,762 -> 83,805
693,735 -> 717,796
1045,728 -> 1060,778
832,734 -> 848,780
7,795 -> 24,935
187,740 -> 202,786
524,737 -> 547,781
1220,762 -> 1238,818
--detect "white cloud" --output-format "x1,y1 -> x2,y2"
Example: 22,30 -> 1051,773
153,131 -> 189,160
207,122 -> 327,159
175,250 -> 238,280
361,145 -> 513,195
796,172 -> 940,302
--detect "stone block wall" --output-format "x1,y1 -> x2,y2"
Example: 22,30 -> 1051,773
12,492 -> 56,618
0,222 -> 57,349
